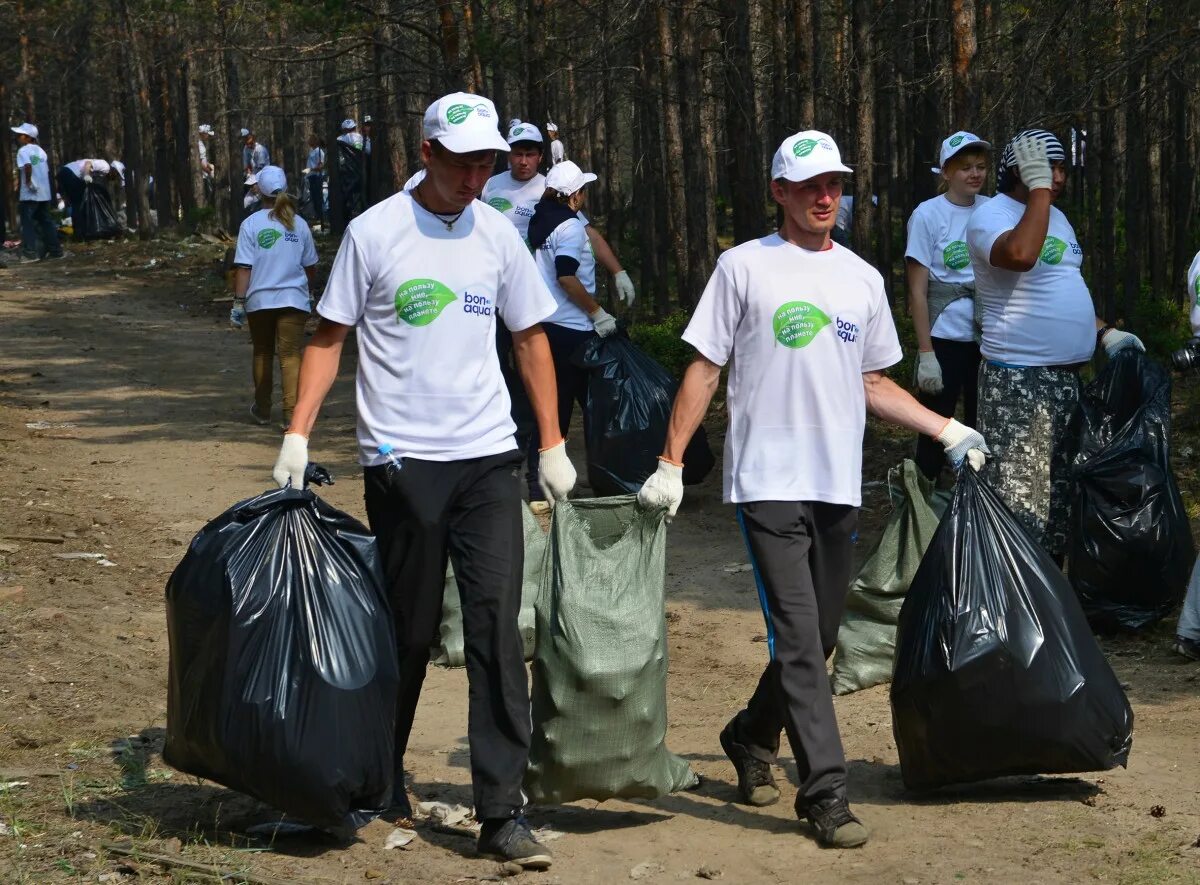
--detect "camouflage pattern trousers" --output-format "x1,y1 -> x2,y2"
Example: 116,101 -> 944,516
976,362 -> 1082,557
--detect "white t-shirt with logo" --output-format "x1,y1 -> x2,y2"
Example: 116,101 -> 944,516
1187,251 -> 1200,336
906,193 -> 990,342
966,193 -> 1095,366
682,234 -> 903,506
534,217 -> 596,332
338,132 -> 364,151
482,171 -> 545,241
234,209 -> 318,313
65,159 -> 111,179
16,144 -> 51,201
318,191 -> 558,465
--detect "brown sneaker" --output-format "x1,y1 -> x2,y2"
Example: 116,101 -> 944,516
719,717 -> 779,807
802,797 -> 869,848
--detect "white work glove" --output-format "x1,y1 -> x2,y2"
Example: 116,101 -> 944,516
936,418 -> 989,472
273,433 -> 309,489
1011,135 -> 1052,191
590,307 -> 618,338
83,174 -> 93,184
537,440 -> 577,504
614,270 -> 636,306
27,182 -> 38,194
637,459 -> 684,522
230,305 -> 246,328
916,351 -> 944,395
1100,328 -> 1144,358
302,167 -> 311,175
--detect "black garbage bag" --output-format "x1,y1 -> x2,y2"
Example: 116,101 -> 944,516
78,181 -> 120,240
164,487 -> 398,834
891,467 -> 1133,790
1066,349 -> 1193,632
574,332 -> 715,496
337,141 -> 365,216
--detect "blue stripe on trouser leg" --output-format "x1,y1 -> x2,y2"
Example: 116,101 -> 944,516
736,505 -> 776,661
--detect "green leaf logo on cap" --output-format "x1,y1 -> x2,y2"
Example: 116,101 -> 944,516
1039,235 -> 1068,265
772,301 -> 832,348
447,103 -> 482,125
943,240 -> 970,270
949,134 -> 965,147
257,229 -> 282,249
394,278 -> 457,326
513,126 -> 526,136
487,197 -> 513,213
793,138 -> 818,158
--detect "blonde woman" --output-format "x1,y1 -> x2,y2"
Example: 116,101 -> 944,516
905,131 -> 990,480
233,165 -> 318,427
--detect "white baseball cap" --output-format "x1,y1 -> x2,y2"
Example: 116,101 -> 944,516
341,118 -> 357,131
363,115 -> 372,124
545,160 -> 597,196
771,131 -> 852,182
257,165 -> 286,196
112,160 -> 126,182
10,122 -> 38,139
507,122 -> 543,145
422,92 -> 510,154
239,128 -> 251,138
198,124 -> 214,135
244,172 -> 258,186
936,131 -> 990,171
545,122 -> 559,133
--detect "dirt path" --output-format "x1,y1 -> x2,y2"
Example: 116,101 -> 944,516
1,241 -> 1198,884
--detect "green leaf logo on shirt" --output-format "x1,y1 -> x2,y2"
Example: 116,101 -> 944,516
1194,276 -> 1200,307
487,197 -> 513,213
257,229 -> 282,249
394,278 -> 457,326
949,134 -> 965,147
793,138 -> 818,158
773,301 -> 832,349
1039,235 -> 1068,265
30,155 -> 42,166
446,103 -> 482,125
943,240 -> 970,270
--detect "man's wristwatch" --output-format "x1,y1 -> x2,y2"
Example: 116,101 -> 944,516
1096,325 -> 1114,347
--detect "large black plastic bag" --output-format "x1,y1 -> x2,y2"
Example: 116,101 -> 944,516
1066,349 -> 1193,631
164,487 -> 398,833
891,467 -> 1133,790
574,333 -> 715,496
78,181 -> 121,240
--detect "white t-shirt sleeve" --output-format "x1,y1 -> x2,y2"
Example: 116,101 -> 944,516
904,206 -> 935,267
681,261 -> 743,367
860,282 -> 904,373
233,219 -> 256,266
1188,251 -> 1200,336
966,204 -> 1011,269
301,225 -> 318,267
497,231 -> 557,332
16,145 -> 30,169
553,220 -> 587,265
317,231 -> 372,326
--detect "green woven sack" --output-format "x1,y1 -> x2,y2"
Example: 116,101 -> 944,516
525,496 -> 697,803
831,460 -> 944,695
432,504 -> 544,667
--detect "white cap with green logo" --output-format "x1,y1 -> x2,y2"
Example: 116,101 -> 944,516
507,122 -> 544,145
423,92 -> 511,155
935,130 -> 990,172
771,130 -> 852,182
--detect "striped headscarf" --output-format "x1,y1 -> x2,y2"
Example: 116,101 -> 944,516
997,128 -> 1066,192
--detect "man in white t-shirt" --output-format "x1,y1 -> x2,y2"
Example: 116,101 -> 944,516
636,130 -> 988,849
241,129 -> 269,174
966,129 -> 1143,560
198,124 -> 215,203
336,119 -> 366,218
12,123 -> 63,262
546,121 -> 565,165
271,92 -> 573,870
1186,250 -> 1200,339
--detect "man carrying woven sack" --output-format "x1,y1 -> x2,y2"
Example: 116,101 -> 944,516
637,130 -> 989,849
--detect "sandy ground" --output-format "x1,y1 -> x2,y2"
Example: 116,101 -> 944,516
0,239 -> 1198,884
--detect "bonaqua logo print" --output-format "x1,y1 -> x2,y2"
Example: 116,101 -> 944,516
447,103 -> 487,125
394,279 -> 457,326
257,229 -> 283,249
773,301 -> 832,348
1039,235 -> 1068,265
949,134 -> 965,147
793,138 -> 818,158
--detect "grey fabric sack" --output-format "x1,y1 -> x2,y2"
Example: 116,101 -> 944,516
525,496 -> 697,803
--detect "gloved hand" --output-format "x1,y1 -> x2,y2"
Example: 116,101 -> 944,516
1100,327 -> 1144,358
83,174 -> 93,184
916,350 -> 944,395
936,418 -> 989,471
637,458 -> 684,521
614,270 -> 636,306
230,305 -> 246,328
589,307 -> 618,338
273,432 -> 309,489
1011,135 -> 1052,191
27,182 -> 38,194
537,439 -> 577,504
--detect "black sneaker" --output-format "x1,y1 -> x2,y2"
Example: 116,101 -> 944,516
389,767 -> 413,821
719,717 -> 779,806
477,816 -> 552,870
801,796 -> 869,848
1175,635 -> 1200,661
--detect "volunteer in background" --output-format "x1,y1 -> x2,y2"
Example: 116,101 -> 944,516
966,129 -> 1143,562
905,131 -> 991,481
242,172 -> 262,217
304,134 -> 326,230
1178,250 -> 1200,661
546,121 -> 565,165
637,130 -> 989,849
57,158 -> 115,227
271,92 -> 573,871
232,166 -> 316,429
337,118 -> 365,219
1186,248 -> 1200,340
198,124 -> 216,203
362,115 -> 373,156
12,123 -> 64,263
241,128 -> 269,175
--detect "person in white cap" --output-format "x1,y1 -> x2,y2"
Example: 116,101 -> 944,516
241,129 -> 269,175
11,123 -> 64,262
905,130 -> 991,481
362,115 -> 373,156
197,125 -> 215,202
966,128 -> 1142,562
337,118 -> 364,150
303,134 -> 327,230
336,119 -> 365,218
636,130 -> 989,849
232,165 -> 317,429
545,121 -> 565,165
271,91 -> 571,870
242,172 -> 262,215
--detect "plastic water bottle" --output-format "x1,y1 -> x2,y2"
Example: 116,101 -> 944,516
378,443 -> 403,475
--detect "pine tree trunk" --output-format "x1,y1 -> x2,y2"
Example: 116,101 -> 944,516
656,3 -> 688,308
722,0 -> 767,245
851,0 -> 874,260
950,0 -> 977,124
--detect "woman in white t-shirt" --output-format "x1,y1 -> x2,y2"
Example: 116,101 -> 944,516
905,131 -> 991,480
524,160 -> 618,507
232,166 -> 319,428
304,134 -> 326,230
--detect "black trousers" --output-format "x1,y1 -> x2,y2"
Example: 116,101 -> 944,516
915,336 -> 981,480
363,450 -> 529,820
497,323 -> 536,462
524,322 -> 594,497
733,501 -> 858,810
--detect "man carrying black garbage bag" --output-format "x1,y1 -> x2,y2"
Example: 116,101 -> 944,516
271,92 -> 576,871
637,130 -> 990,849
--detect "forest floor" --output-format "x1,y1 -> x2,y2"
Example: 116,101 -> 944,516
0,237 -> 1199,885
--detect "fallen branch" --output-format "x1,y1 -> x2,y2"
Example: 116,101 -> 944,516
100,841 -> 303,885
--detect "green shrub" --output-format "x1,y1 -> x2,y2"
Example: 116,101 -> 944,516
1125,290 -> 1191,361
629,311 -> 696,379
